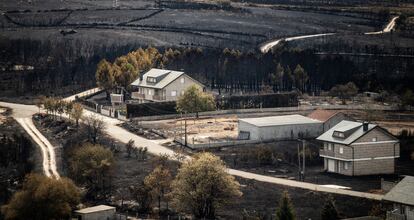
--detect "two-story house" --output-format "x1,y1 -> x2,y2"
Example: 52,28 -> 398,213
130,68 -> 204,103
316,120 -> 399,176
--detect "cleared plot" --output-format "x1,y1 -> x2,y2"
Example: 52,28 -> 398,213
64,9 -> 160,26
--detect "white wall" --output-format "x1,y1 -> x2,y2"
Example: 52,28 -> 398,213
239,121 -> 323,141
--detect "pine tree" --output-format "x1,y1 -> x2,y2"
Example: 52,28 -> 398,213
321,196 -> 339,220
276,191 -> 296,220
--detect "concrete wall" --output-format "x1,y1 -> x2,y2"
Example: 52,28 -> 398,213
164,75 -> 203,101
238,120 -> 260,140
255,123 -> 323,141
353,158 -> 395,175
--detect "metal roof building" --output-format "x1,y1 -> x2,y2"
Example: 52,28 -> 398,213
238,114 -> 323,141
74,205 -> 116,220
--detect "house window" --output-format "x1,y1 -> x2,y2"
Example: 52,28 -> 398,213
148,89 -> 152,95
328,143 -> 332,151
171,91 -> 177,97
372,137 -> 377,142
180,90 -> 185,96
339,147 -> 343,154
180,77 -> 185,84
344,162 -> 349,170
147,77 -> 156,83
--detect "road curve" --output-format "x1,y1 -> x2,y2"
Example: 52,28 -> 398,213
0,102 -> 60,179
365,16 -> 399,35
260,16 -> 399,53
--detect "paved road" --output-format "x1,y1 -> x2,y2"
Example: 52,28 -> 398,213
0,101 -> 60,179
0,95 -> 384,200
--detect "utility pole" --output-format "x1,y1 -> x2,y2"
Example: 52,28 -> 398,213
302,139 -> 306,181
297,141 -> 301,180
184,113 -> 188,147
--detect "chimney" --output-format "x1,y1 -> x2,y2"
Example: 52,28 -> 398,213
363,122 -> 369,132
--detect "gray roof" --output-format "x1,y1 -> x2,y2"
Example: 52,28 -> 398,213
316,120 -> 377,145
239,114 -> 322,127
384,176 -> 414,206
130,68 -> 185,89
75,205 -> 115,214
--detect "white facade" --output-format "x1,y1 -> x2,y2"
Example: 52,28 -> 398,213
74,205 -> 116,220
238,115 -> 323,141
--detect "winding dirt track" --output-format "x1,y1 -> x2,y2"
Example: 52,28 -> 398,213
0,102 -> 60,179
260,16 -> 399,53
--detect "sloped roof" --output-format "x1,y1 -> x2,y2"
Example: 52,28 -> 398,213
130,68 -> 185,89
384,176 -> 414,206
239,114 -> 322,127
316,120 -> 377,145
75,205 -> 115,214
307,109 -> 342,122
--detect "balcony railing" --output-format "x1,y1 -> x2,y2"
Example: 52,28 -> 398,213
131,92 -> 145,99
319,149 -> 335,157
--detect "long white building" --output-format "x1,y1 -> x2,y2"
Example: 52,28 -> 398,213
238,114 -> 323,141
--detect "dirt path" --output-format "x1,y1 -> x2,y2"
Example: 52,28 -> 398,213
365,16 -> 399,35
260,16 -> 399,53
0,102 -> 60,179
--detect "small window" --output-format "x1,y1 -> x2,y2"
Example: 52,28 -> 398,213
180,90 -> 185,96
344,162 -> 349,170
328,143 -> 332,151
372,137 -> 377,142
171,91 -> 177,96
180,77 -> 185,84
148,89 -> 152,95
339,147 -> 343,154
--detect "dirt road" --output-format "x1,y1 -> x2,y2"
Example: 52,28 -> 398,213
0,101 -> 60,179
261,16 -> 399,53
365,16 -> 399,35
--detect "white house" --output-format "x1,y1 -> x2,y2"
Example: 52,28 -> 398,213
130,68 -> 204,103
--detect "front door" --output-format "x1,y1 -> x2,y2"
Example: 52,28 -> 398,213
328,159 -> 335,172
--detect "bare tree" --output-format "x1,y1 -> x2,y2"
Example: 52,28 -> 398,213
125,139 -> 135,158
82,115 -> 106,143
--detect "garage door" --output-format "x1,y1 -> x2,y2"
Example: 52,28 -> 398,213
328,159 -> 335,172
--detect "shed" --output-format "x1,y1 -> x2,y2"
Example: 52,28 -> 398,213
238,114 -> 323,141
74,205 -> 116,220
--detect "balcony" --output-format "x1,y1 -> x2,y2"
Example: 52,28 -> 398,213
152,95 -> 166,101
131,92 -> 145,100
319,149 -> 335,157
